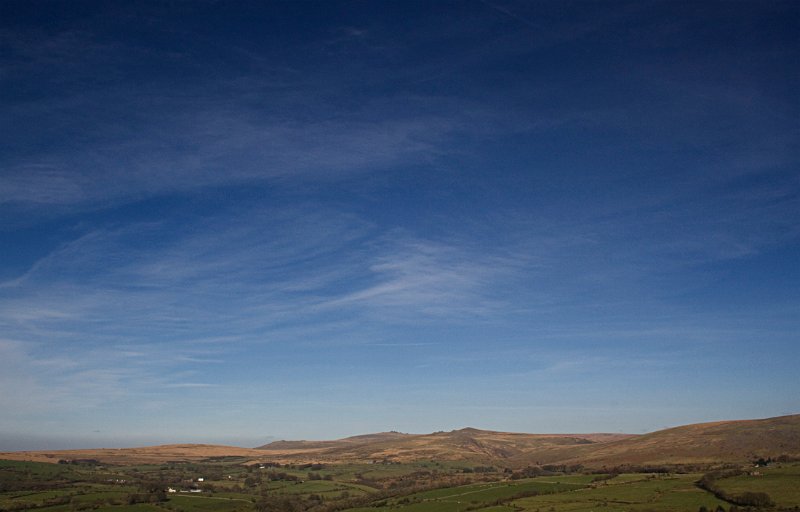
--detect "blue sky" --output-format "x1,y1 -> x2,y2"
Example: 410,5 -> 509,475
1,0 -> 798,450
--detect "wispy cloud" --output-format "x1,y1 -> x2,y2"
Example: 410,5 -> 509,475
0,205 -> 536,427
2,1 -> 797,443
318,236 -> 511,318
0,104 -> 458,208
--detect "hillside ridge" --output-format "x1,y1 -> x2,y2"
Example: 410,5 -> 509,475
1,414 -> 797,467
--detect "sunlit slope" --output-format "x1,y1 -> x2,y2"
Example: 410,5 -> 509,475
0,444 -> 263,465
257,416 -> 800,467
1,414 -> 796,467
257,427 -> 635,463
525,414 -> 800,467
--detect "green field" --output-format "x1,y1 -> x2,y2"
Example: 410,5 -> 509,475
2,459 -> 798,512
513,473 -> 727,511
165,495 -> 248,512
712,463 -> 800,508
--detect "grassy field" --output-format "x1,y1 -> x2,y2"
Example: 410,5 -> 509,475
2,458 -> 798,512
164,495 -> 248,512
512,473 -> 727,511
712,463 -> 800,508
341,473 -> 753,512
346,476 -> 613,512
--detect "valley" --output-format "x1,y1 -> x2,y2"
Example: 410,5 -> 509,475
1,415 -> 798,511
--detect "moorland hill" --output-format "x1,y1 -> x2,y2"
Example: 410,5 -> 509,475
2,414 -> 797,468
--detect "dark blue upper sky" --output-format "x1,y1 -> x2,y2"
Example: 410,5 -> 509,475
1,0 -> 798,449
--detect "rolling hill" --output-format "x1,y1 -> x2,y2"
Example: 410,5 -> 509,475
1,414 -> 797,468
0,444 -> 264,465
533,413 -> 800,467
256,427 -> 636,463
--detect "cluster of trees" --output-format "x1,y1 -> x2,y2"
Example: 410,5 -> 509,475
306,472 -> 332,481
590,472 -> 619,483
595,464 -> 681,474
297,463 -> 326,471
460,465 -> 495,473
697,470 -> 774,508
263,471 -> 301,482
510,465 -> 555,479
124,492 -> 167,505
508,464 -> 586,479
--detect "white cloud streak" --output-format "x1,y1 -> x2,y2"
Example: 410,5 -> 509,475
0,205 -> 533,423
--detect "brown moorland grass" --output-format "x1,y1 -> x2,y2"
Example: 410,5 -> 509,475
523,413 -> 800,468
1,414 -> 797,468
